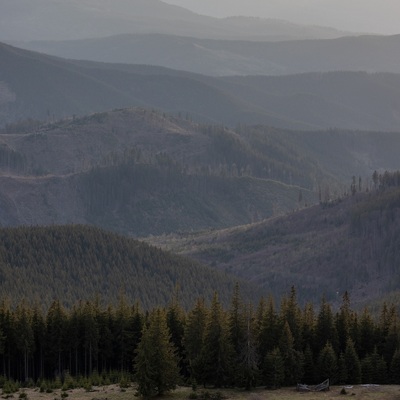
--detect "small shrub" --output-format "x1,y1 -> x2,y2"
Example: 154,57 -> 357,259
118,376 -> 130,389
340,387 -> 347,395
188,393 -> 198,399
18,393 -> 27,399
3,380 -> 19,394
61,392 -> 68,399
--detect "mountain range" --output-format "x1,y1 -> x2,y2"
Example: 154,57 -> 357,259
2,42 -> 400,131
2,0 -> 400,311
1,0 -> 351,42
17,33 -> 400,77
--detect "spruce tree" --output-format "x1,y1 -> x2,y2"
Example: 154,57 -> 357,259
390,349 -> 400,384
358,308 -> 376,359
315,297 -> 338,355
134,309 -> 180,397
264,348 -> 285,389
184,298 -> 207,384
336,291 -> 352,353
337,353 -> 347,385
279,286 -> 303,351
258,296 -> 278,361
239,303 -> 259,390
278,321 -> 304,385
201,293 -> 234,387
167,291 -> 186,376
317,342 -> 337,384
228,283 -> 246,385
15,303 -> 34,382
344,338 -> 361,384
302,345 -> 315,384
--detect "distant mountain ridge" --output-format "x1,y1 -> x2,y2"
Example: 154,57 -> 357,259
17,33 -> 400,77
2,42 -> 400,131
1,0 -> 351,42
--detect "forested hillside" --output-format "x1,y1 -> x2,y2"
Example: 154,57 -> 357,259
0,225 -> 257,309
147,172 -> 400,308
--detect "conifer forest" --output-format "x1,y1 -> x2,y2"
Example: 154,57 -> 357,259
1,286 -> 400,396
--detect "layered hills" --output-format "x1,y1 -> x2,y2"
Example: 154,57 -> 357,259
1,108 -> 400,237
1,0 -> 350,42
146,180 -> 400,309
2,42 -> 400,131
20,33 -> 400,77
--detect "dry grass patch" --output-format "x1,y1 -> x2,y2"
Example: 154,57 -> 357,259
7,385 -> 400,400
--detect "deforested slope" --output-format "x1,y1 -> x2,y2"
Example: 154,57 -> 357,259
146,178 -> 400,309
2,108 -> 400,236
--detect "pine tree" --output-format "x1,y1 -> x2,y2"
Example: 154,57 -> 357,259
264,348 -> 285,389
184,298 -> 207,383
344,338 -> 361,384
315,297 -> 338,355
317,342 -> 337,384
239,303 -> 259,390
134,309 -> 180,397
258,296 -> 278,361
166,290 -> 186,376
46,300 -> 67,377
278,321 -> 304,386
379,305 -> 400,366
302,345 -> 315,384
82,301 -> 99,377
336,291 -> 352,353
201,293 -> 234,387
228,283 -> 246,384
302,303 -> 315,352
15,302 -> 34,382
114,294 -> 134,373
279,286 -> 303,351
32,306 -> 46,380
359,308 -> 376,359
389,349 -> 400,384
337,353 -> 347,385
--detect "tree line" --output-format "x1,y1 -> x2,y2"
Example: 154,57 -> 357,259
1,285 -> 400,396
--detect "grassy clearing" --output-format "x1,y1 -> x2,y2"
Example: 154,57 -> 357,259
12,385 -> 400,400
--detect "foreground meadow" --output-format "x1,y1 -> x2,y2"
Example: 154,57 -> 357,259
13,384 -> 400,400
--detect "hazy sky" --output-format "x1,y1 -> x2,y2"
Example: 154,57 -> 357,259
163,0 -> 400,35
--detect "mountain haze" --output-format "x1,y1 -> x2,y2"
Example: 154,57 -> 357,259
19,33 -> 400,77
1,0 -> 351,42
2,43 -> 400,131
